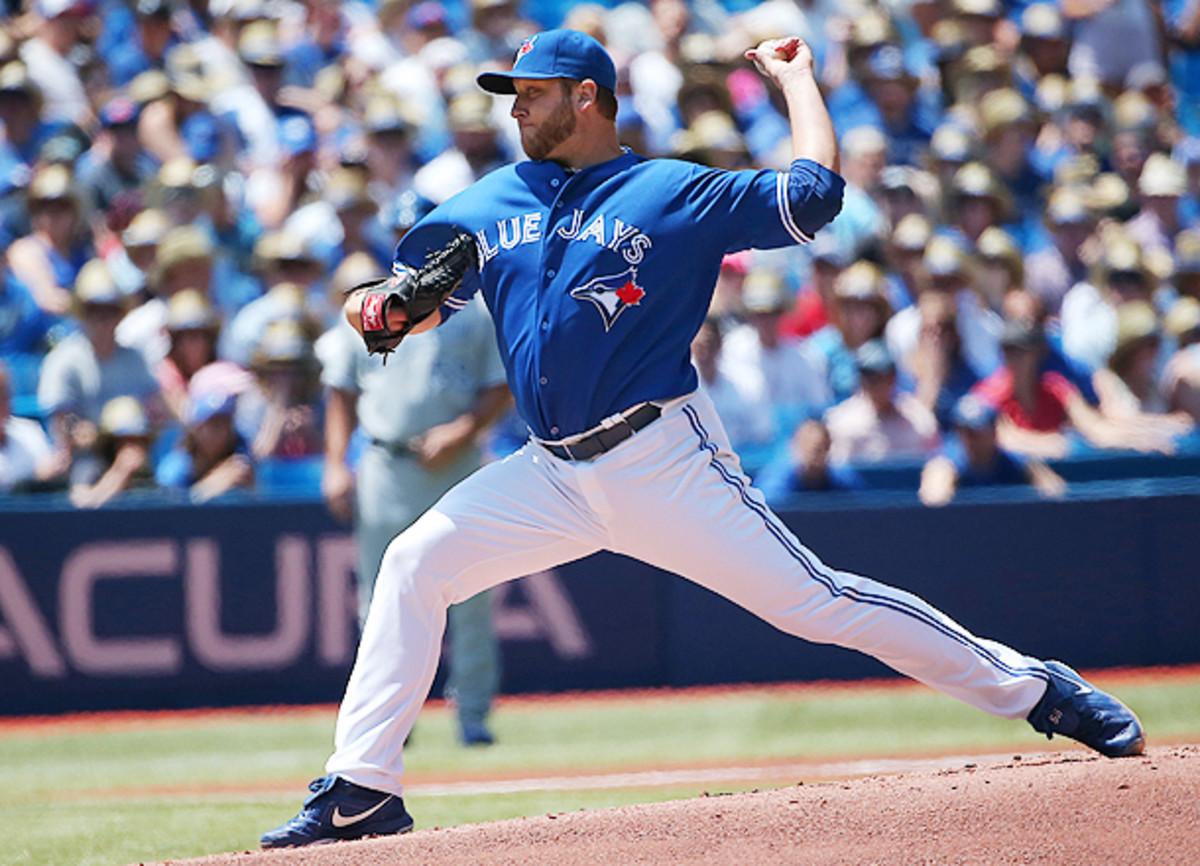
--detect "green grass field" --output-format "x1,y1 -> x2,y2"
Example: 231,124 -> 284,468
4,670 -> 1198,866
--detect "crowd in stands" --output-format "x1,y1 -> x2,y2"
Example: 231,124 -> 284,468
1,0 -> 1199,509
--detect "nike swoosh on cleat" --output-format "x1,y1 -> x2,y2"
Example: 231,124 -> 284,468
330,797 -> 393,828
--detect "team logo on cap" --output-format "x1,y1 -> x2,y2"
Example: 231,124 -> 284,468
570,267 -> 646,331
515,35 -> 537,63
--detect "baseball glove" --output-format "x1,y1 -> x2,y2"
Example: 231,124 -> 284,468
350,230 -> 478,362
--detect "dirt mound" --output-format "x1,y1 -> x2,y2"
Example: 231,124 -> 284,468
162,746 -> 1199,866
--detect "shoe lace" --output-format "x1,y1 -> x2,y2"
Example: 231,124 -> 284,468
301,776 -> 336,807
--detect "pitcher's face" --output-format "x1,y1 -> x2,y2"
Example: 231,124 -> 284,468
511,79 -> 578,161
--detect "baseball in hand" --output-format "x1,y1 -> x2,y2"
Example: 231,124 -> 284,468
777,37 -> 800,61
745,37 -> 807,76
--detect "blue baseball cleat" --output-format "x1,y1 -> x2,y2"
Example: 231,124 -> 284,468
1026,661 -> 1146,758
260,776 -> 414,848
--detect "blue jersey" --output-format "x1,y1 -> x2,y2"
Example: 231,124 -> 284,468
394,152 -> 844,440
945,437 -> 1029,488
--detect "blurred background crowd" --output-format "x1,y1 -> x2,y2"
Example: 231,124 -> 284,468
0,0 -> 1198,509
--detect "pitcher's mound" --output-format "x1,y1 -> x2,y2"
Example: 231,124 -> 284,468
171,745 -> 1199,865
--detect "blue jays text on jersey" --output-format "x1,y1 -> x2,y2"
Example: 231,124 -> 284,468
394,152 -> 845,441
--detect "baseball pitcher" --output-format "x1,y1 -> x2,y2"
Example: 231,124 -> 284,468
262,30 -> 1144,848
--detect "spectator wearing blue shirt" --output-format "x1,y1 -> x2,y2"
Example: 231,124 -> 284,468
978,88 -> 1049,231
1165,0 -> 1200,136
925,122 -> 977,215
1011,3 -> 1071,102
756,418 -> 867,506
0,261 -> 54,359
1025,186 -> 1096,317
0,261 -> 54,415
155,388 -> 253,502
0,60 -> 61,174
808,260 -> 892,405
887,235 -> 1003,386
1174,138 -> 1200,228
946,161 -> 1022,249
222,231 -> 327,367
905,291 -> 982,433
825,126 -> 888,260
859,45 -> 935,168
282,0 -> 347,90
950,0 -> 1004,47
975,226 -> 1025,313
877,165 -> 930,241
99,0 -> 179,88
882,213 -> 931,315
919,393 -> 1066,506
76,97 -> 159,218
824,11 -> 901,141
7,164 -> 92,319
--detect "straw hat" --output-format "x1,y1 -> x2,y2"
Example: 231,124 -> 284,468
166,289 -> 220,333
1109,301 -> 1159,370
740,269 -> 791,314
98,395 -> 151,438
73,258 -> 131,313
834,261 -> 891,314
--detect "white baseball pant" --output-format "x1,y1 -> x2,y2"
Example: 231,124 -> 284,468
326,390 -> 1049,795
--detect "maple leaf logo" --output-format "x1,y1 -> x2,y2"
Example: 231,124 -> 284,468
570,267 -> 648,332
616,281 -> 644,305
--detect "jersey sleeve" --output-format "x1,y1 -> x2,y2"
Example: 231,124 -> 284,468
392,217 -> 482,324
785,159 -> 846,240
683,158 -> 845,254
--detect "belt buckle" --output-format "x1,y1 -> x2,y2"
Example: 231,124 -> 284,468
544,403 -> 658,462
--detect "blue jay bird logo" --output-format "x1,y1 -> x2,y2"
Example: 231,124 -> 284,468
570,267 -> 647,331
514,35 -> 537,63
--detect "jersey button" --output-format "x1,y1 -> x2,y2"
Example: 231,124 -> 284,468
550,426 -> 559,436
547,269 -> 556,278
550,178 -> 561,188
541,320 -> 549,331
539,376 -> 548,385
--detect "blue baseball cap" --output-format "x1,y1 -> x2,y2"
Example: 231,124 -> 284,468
854,339 -> 896,375
951,394 -> 997,430
100,97 -> 139,128
188,389 -> 236,426
279,114 -> 317,157
477,30 -> 617,95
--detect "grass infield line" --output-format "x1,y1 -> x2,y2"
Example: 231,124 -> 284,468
38,744 -> 1180,805
3,664 -> 1195,738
